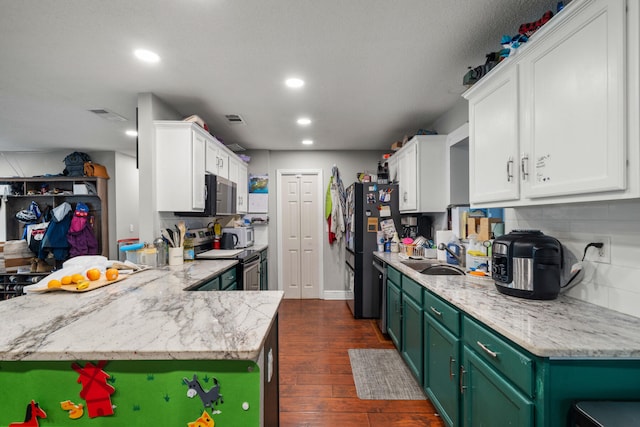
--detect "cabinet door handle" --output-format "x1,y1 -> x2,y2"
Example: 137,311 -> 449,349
521,154 -> 529,180
476,340 -> 498,358
449,356 -> 456,381
506,157 -> 514,182
430,306 -> 442,317
403,192 -> 408,202
459,365 -> 467,394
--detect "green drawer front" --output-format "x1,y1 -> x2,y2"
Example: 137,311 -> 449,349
402,276 -> 423,304
221,267 -> 237,288
424,292 -> 460,337
388,266 -> 401,285
463,317 -> 535,398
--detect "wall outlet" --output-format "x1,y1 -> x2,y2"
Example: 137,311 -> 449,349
590,236 -> 611,264
129,224 -> 135,232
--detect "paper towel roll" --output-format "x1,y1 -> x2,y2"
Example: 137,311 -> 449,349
435,230 -> 455,261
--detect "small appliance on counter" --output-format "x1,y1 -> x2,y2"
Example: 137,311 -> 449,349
221,226 -> 254,248
492,229 -> 563,300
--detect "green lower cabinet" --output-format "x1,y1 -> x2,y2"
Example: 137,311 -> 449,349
401,294 -> 423,382
0,359 -> 261,426
462,346 -> 534,427
424,314 -> 460,427
386,279 -> 402,350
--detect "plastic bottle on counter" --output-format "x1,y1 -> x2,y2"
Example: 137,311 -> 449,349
390,232 -> 400,253
183,237 -> 195,262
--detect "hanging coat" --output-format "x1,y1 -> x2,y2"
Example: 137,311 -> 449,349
39,202 -> 72,261
67,202 -> 99,257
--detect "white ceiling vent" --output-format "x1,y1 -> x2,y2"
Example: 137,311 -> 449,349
89,108 -> 128,122
224,114 -> 246,125
225,143 -> 246,152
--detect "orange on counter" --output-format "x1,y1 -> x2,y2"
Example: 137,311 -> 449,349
105,268 -> 118,281
86,268 -> 101,281
71,273 -> 85,284
47,279 -> 62,289
61,276 -> 72,285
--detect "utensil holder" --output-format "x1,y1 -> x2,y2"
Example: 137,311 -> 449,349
168,247 -> 184,266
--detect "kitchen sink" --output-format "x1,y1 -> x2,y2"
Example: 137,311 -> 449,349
400,259 -> 465,275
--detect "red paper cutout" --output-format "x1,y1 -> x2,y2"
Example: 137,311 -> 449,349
9,400 -> 47,427
72,360 -> 115,418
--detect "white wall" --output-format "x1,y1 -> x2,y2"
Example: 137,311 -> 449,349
245,149 -> 386,297
113,152 -> 139,257
503,202 -> 640,318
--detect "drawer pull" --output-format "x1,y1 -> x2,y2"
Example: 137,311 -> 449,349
477,340 -> 498,358
430,306 -> 442,317
459,365 -> 467,394
449,356 -> 456,381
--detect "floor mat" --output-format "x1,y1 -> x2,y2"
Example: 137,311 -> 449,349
348,349 -> 427,400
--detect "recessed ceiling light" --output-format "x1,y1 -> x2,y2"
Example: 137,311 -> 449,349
285,78 -> 304,88
134,49 -> 160,63
125,129 -> 138,137
297,117 -> 312,126
302,139 -> 313,145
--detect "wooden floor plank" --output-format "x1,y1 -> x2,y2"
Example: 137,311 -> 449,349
278,299 -> 445,427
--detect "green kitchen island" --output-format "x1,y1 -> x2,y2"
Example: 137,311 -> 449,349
0,261 -> 283,427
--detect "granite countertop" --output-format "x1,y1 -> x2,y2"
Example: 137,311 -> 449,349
375,252 -> 640,358
0,260 -> 283,362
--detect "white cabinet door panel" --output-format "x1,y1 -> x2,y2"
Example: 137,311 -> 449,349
522,0 -> 626,198
468,66 -> 520,204
192,131 -> 206,210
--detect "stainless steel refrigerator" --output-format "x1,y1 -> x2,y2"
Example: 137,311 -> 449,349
345,182 -> 400,318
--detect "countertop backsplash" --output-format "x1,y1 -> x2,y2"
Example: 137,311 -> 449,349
503,200 -> 640,318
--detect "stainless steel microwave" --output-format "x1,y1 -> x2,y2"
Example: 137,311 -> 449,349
176,174 -> 237,217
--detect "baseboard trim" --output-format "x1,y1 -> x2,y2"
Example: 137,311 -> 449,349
323,290 -> 349,300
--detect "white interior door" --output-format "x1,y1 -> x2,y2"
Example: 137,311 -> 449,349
278,170 -> 322,299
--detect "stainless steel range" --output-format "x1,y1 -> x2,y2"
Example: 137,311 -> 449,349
187,228 -> 261,291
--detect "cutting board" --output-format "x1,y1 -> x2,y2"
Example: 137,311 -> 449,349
30,275 -> 127,293
196,249 -> 243,259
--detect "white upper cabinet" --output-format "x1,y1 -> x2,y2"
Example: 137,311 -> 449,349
520,0 -> 625,199
155,122 -> 207,212
464,0 -> 638,207
205,138 -> 229,179
228,155 -> 248,214
395,135 -> 448,213
467,65 -> 520,204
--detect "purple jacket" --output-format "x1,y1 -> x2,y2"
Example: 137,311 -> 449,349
67,225 -> 99,257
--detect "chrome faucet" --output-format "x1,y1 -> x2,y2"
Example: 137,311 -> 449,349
438,242 -> 466,268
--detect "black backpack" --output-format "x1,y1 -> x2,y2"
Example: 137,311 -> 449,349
63,151 -> 91,176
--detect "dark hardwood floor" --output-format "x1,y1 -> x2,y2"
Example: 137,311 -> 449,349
278,299 -> 445,427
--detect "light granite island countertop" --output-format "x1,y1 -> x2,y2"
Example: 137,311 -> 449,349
0,260 -> 283,361
0,261 -> 283,426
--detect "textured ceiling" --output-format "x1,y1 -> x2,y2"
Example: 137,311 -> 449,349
0,0 -> 558,155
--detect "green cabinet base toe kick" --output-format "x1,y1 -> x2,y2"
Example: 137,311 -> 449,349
0,359 -> 261,426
